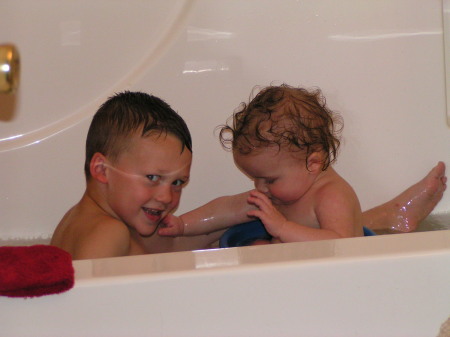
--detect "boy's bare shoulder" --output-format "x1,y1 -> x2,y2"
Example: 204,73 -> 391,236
74,215 -> 131,259
52,203 -> 132,260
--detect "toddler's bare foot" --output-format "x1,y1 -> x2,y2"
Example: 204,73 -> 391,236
387,162 -> 446,232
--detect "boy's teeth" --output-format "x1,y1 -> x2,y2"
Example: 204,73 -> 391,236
144,208 -> 161,215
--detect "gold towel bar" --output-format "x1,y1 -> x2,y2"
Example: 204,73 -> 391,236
0,44 -> 20,94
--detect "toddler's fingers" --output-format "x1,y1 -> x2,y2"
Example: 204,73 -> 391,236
247,196 -> 262,210
249,189 -> 268,199
158,227 -> 168,236
246,209 -> 263,221
248,195 -> 271,212
249,190 -> 273,204
158,227 -> 176,237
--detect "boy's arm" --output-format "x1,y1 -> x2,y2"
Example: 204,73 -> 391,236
247,189 -> 361,242
158,191 -> 255,237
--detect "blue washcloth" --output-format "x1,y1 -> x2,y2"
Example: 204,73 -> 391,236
220,220 -> 375,248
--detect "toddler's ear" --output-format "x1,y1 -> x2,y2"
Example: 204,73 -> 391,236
90,153 -> 108,184
306,152 -> 324,173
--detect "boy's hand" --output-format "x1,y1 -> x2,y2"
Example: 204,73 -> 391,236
158,214 -> 185,237
246,190 -> 287,238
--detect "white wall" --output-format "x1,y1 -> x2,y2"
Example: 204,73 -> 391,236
0,1 -> 449,239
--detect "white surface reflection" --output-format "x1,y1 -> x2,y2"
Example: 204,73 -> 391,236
330,30 -> 441,41
194,248 -> 240,269
183,60 -> 231,74
187,26 -> 234,42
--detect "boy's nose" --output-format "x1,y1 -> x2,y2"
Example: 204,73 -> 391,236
155,184 -> 173,204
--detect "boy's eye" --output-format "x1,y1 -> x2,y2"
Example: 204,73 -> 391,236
146,175 -> 160,182
265,178 -> 276,184
172,179 -> 186,187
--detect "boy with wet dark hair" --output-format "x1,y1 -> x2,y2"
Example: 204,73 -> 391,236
83,91 -> 192,179
51,91 -> 211,259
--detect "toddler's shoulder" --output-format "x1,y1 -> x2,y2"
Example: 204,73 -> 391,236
315,173 -> 358,204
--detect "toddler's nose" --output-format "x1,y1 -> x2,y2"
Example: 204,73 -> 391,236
254,179 -> 268,193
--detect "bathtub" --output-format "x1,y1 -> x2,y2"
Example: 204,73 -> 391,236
0,230 -> 449,337
1,0 -> 450,336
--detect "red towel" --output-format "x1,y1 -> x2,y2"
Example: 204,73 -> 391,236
0,245 -> 74,298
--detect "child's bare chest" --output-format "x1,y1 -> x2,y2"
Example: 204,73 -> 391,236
130,232 -> 178,255
128,238 -> 148,255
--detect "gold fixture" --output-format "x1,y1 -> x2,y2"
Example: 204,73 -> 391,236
0,44 -> 20,94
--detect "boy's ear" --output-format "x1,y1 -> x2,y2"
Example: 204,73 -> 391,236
90,153 -> 109,184
306,152 -> 324,173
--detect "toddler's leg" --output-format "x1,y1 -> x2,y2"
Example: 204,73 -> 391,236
362,162 -> 446,232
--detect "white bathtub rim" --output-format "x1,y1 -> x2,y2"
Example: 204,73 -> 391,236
73,230 -> 450,287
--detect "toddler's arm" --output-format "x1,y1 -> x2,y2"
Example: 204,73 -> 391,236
158,191 -> 255,237
247,189 -> 361,242
158,214 -> 186,236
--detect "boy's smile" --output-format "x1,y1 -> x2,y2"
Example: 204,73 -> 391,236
105,132 -> 192,237
142,207 -> 163,222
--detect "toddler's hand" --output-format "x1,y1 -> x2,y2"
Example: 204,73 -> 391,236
246,190 -> 287,238
158,214 -> 185,237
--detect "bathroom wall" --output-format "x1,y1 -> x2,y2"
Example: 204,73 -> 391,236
0,0 -> 449,240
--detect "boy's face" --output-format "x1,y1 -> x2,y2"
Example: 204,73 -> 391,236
104,132 -> 192,237
233,146 -> 316,206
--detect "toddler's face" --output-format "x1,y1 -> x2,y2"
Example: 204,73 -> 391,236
105,133 -> 192,237
234,146 -> 315,206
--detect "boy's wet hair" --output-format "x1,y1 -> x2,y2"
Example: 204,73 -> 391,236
219,84 -> 342,170
84,91 -> 192,179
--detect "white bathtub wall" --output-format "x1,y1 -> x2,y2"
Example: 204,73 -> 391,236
0,1 -> 449,239
1,230 -> 450,337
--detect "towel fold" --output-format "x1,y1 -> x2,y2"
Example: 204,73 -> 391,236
0,245 -> 74,298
